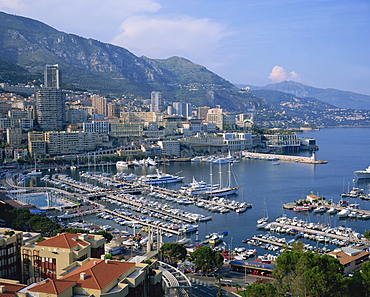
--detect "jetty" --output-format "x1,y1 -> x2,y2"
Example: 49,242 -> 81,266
242,152 -> 328,164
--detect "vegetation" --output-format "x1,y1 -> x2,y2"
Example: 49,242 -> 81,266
188,245 -> 224,273
158,243 -> 187,266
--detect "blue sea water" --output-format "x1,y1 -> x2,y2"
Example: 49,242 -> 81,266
50,128 -> 370,252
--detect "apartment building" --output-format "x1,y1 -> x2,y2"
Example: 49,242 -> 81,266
158,141 -> 181,157
0,228 -> 23,281
21,232 -> 105,284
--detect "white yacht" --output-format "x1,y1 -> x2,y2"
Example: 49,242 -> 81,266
179,177 -> 218,196
116,161 -> 128,168
139,169 -> 184,185
337,208 -> 351,218
354,166 -> 370,180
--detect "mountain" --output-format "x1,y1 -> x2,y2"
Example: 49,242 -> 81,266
240,81 -> 370,110
0,11 -> 262,111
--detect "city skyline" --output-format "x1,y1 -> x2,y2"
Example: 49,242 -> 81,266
0,0 -> 369,95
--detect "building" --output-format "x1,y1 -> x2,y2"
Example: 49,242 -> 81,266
91,94 -> 107,116
66,108 -> 87,124
109,122 -> 144,138
6,128 -> 22,147
171,102 -> 192,118
14,149 -> 27,161
21,232 -> 105,284
158,141 -> 181,157
197,106 -> 210,120
107,102 -> 120,117
83,120 -> 110,134
0,228 -> 23,281
263,134 -> 301,152
328,247 -> 370,276
44,64 -> 60,89
150,91 -> 163,112
36,65 -> 65,131
207,111 -> 236,131
19,259 -> 162,297
28,132 -> 47,157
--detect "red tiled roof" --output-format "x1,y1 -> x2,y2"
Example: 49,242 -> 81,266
36,233 -> 91,249
328,250 -> 370,265
0,282 -> 26,297
28,278 -> 75,294
61,259 -> 135,290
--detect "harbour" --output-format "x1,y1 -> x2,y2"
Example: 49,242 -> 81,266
4,127 -> 370,258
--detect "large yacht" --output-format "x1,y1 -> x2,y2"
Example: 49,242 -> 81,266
354,166 -> 370,180
116,161 -> 128,168
139,169 -> 184,185
179,177 -> 218,196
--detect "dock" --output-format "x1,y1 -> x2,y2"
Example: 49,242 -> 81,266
242,152 -> 328,164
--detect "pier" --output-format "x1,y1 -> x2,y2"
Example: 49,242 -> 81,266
242,152 -> 328,164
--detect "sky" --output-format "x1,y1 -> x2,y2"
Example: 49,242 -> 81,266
0,0 -> 369,95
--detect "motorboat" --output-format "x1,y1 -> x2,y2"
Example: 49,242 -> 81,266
293,205 -> 311,212
139,169 -> 184,185
327,207 -> 338,214
313,206 -> 327,213
116,161 -> 128,168
337,208 -> 351,218
354,166 -> 370,180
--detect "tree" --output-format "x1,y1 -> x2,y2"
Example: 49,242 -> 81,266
158,243 -> 187,266
273,251 -> 344,297
242,282 -> 277,297
360,261 -> 370,296
4,230 -> 15,237
188,246 -> 224,273
93,231 -> 113,243
364,230 -> 370,240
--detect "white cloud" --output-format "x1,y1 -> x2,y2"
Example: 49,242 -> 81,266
269,66 -> 301,82
111,16 -> 231,63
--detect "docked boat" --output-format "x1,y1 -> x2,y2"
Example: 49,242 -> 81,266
28,169 -> 42,176
337,208 -> 351,218
354,166 -> 370,180
293,205 -> 312,212
139,169 -> 184,185
327,207 -> 338,214
116,161 -> 128,168
313,206 -> 327,213
179,177 -> 218,196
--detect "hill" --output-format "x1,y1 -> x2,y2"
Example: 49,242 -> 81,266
0,11 -> 263,111
241,81 -> 370,110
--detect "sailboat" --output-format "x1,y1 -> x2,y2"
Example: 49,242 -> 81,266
257,198 -> 269,224
28,154 -> 42,176
203,162 -> 241,197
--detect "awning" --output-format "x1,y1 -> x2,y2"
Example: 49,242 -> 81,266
229,260 -> 275,272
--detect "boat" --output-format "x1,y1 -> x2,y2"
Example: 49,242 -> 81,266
313,206 -> 327,213
202,162 -> 241,197
179,177 -> 218,196
28,154 -> 42,176
337,208 -> 351,218
293,205 -> 312,212
257,198 -> 269,224
116,161 -> 128,168
327,207 -> 338,214
354,166 -> 370,180
191,156 -> 203,162
139,169 -> 184,185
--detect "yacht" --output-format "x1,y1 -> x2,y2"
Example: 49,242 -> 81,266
354,166 -> 370,180
337,208 -> 351,218
139,169 -> 184,185
116,161 -> 128,168
179,177 -> 218,196
313,206 -> 327,213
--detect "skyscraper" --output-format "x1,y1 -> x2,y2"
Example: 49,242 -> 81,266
36,64 -> 65,131
44,64 -> 60,89
172,102 -> 192,118
91,94 -> 107,116
150,91 -> 163,112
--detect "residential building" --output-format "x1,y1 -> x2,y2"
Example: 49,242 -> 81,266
6,128 -> 22,147
14,149 -> 27,161
91,94 -> 107,116
107,102 -> 120,117
197,106 -> 210,120
150,91 -> 163,112
109,122 -> 143,138
120,112 -> 158,123
83,120 -> 109,134
28,132 -> 47,158
44,64 -> 60,89
158,141 -> 181,157
328,247 -> 370,276
0,228 -> 23,281
66,108 -> 87,124
171,102 -> 192,118
20,259 -> 162,297
21,232 -> 105,284
36,65 -> 65,131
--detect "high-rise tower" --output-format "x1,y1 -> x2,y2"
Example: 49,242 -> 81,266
150,91 -> 163,112
36,64 -> 65,131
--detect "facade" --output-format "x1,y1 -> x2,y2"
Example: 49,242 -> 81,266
91,94 -> 107,116
109,122 -> 143,138
83,120 -> 109,134
158,141 -> 181,157
14,149 -> 27,160
206,112 -> 236,131
28,132 -> 47,157
66,108 -> 87,124
197,106 -> 210,120
21,232 -> 105,284
44,64 -> 60,89
6,128 -> 22,147
120,112 -> 158,123
172,102 -> 192,118
36,88 -> 65,131
107,102 -> 120,117
44,131 -> 99,155
264,134 -> 301,152
150,91 -> 163,112
0,228 -> 23,281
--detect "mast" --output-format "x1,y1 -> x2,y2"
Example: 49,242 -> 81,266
209,163 -> 213,194
219,162 -> 222,190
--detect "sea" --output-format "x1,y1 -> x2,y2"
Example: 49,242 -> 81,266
29,127 -> 370,254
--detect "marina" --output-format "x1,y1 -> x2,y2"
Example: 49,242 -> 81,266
3,128 -> 370,259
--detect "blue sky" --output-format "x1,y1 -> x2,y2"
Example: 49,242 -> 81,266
1,0 -> 369,94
